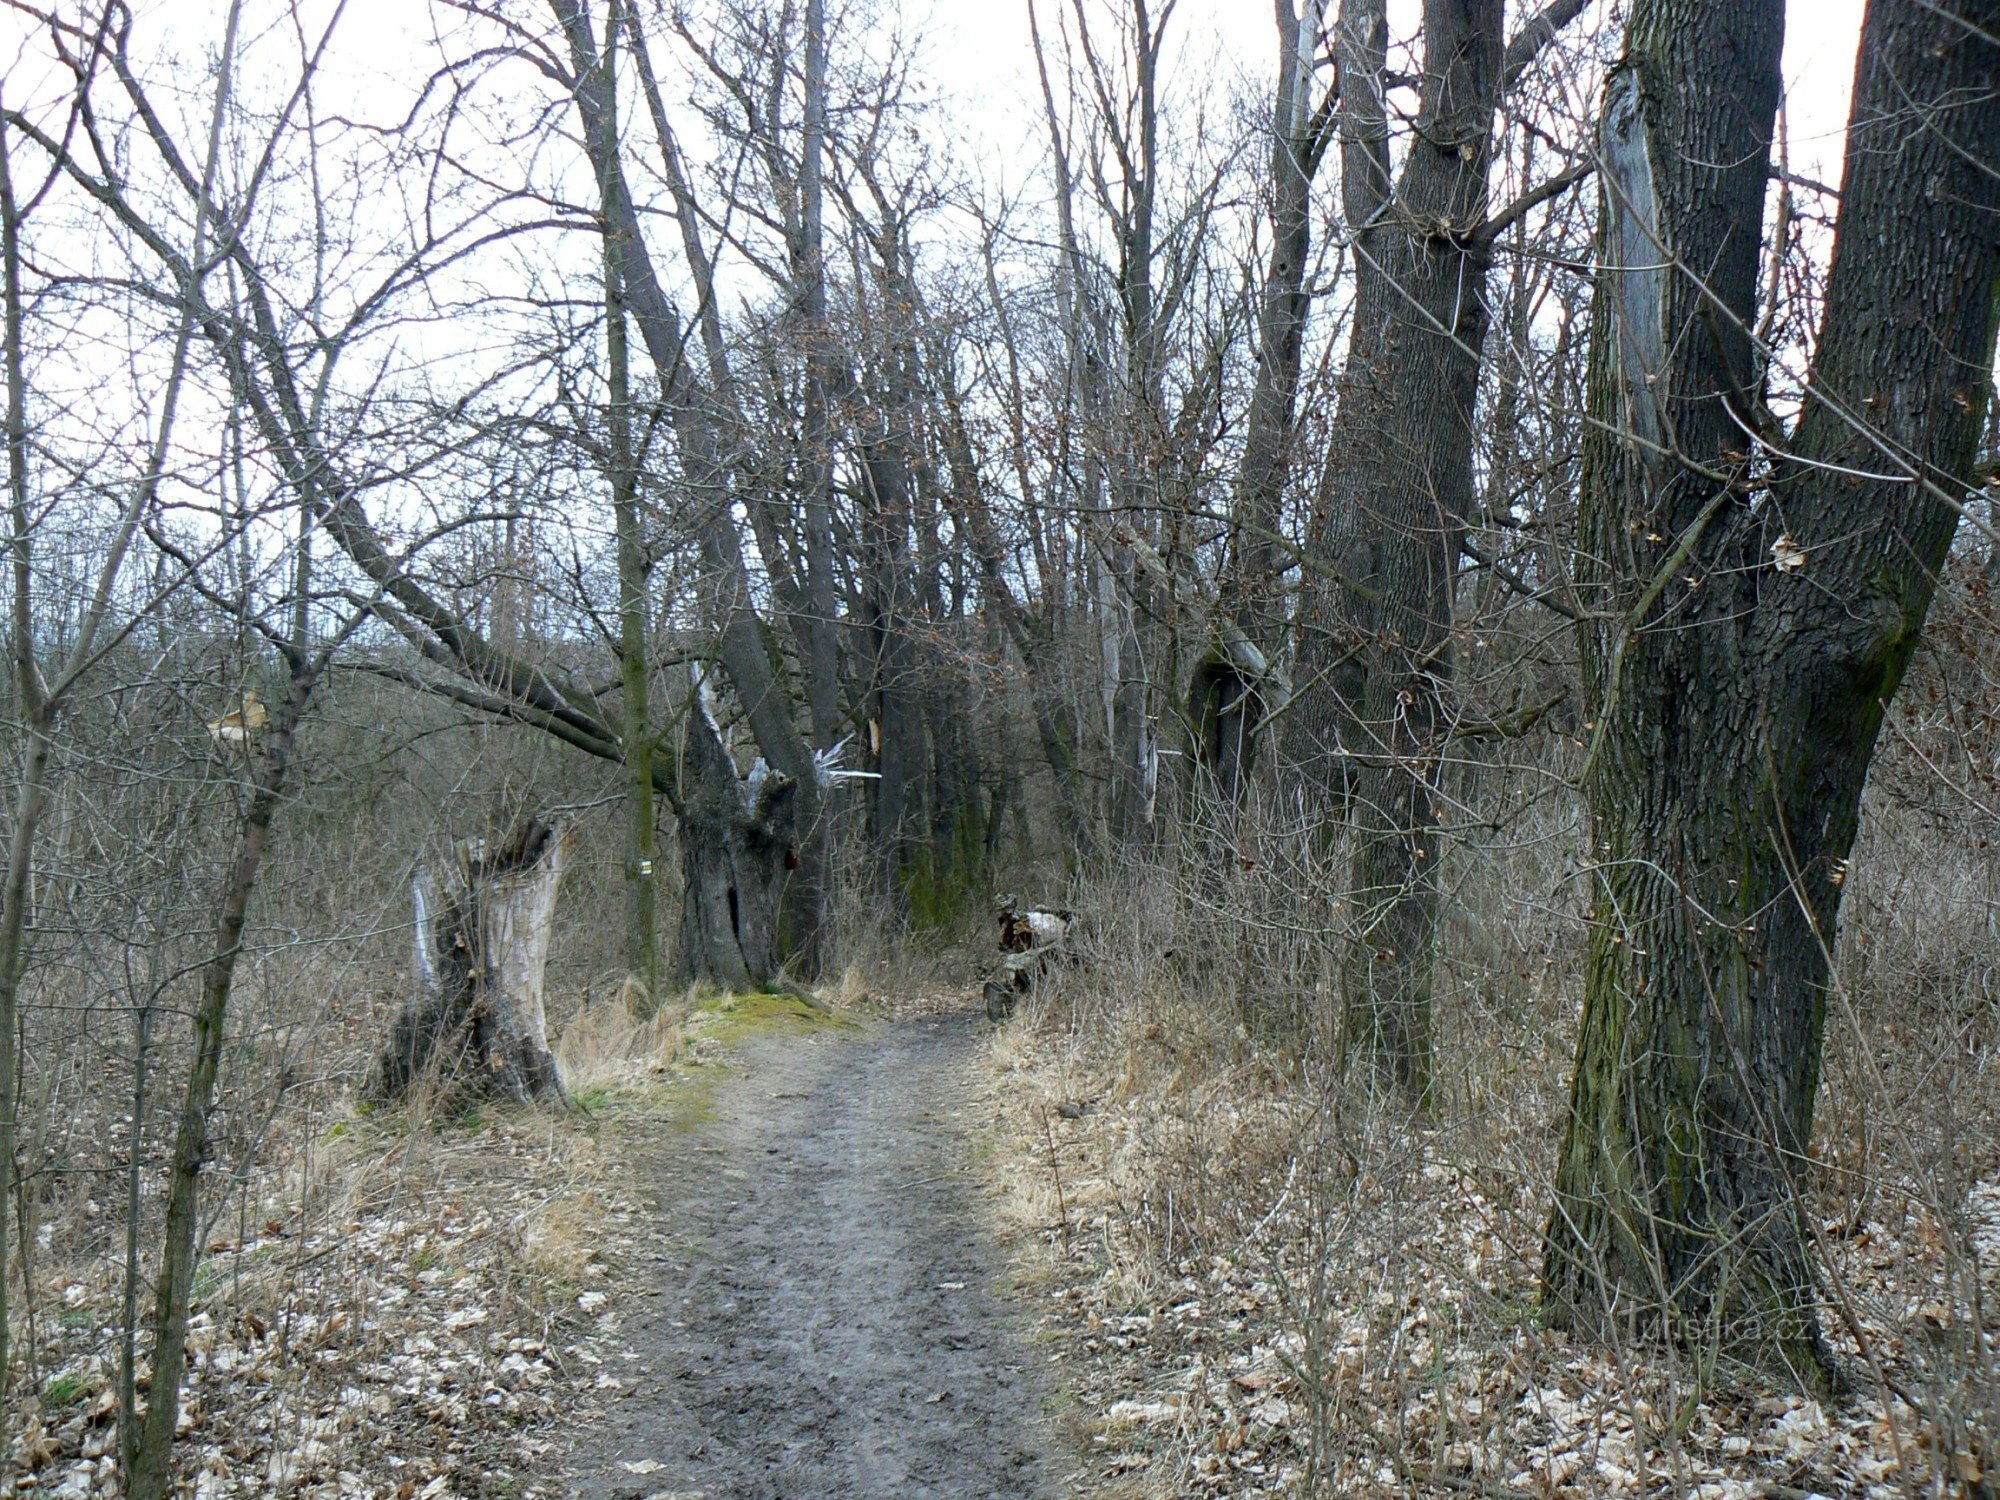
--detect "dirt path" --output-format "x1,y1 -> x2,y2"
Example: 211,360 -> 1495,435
551,1005 -> 1064,1499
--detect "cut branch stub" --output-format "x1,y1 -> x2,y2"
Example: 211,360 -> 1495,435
367,817 -> 574,1107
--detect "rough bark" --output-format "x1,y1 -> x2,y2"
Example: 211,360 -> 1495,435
1287,0 -> 1588,796
1203,0 -> 1335,804
1281,0 -> 1588,1098
1544,0 -> 2000,1383
366,818 -> 574,1106
676,678 -> 801,990
1294,0 -> 1508,1101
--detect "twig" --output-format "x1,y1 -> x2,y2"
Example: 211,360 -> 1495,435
1040,1105 -> 1072,1256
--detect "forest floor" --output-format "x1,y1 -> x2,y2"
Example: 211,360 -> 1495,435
18,973 -> 1988,1499
8,987 -> 1081,1499
544,992 -> 1074,1500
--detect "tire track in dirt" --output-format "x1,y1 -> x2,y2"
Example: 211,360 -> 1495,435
551,1006 -> 1062,1499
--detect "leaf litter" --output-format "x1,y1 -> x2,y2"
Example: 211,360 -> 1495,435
982,998 -> 2000,1498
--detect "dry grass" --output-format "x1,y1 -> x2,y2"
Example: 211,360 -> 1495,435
554,984 -> 689,1094
985,778 -> 2000,1499
6,977 -> 721,1499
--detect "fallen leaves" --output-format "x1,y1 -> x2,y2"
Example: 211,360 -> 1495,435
987,993 -> 2000,1499
8,1114 -> 631,1499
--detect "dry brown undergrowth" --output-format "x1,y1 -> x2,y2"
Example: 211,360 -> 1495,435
985,967 -> 1999,1500
5,993 -> 751,1499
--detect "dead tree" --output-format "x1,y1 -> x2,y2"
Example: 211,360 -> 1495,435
367,818 -> 574,1106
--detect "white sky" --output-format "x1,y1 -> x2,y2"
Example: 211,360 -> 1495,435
915,0 -> 1864,192
1,1 -> 1868,200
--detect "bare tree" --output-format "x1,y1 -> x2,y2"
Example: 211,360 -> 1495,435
0,0 -> 243,1418
556,0 -> 829,983
1544,0 -> 2000,1385
1286,0 -> 1590,1101
1197,0 -> 1336,808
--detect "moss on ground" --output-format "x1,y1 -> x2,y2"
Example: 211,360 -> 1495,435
688,987 -> 860,1043
567,990 -> 860,1134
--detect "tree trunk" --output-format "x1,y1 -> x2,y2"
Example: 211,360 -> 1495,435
1108,559 -> 1157,844
675,679 -> 801,990
366,818 -> 574,1106
863,494 -> 925,893
599,16 -> 661,1002
911,460 -> 992,908
939,393 -> 1089,843
845,237 -> 927,892
1286,0 -> 1587,1096
0,718 -> 49,1416
555,0 -> 827,971
796,0 -> 845,751
0,111 -> 39,1417
1544,0 -> 2000,1384
1204,0 -> 1331,805
1099,1 -> 1169,851
1,47 -> 228,1420
1298,0 -> 1506,1102
1283,0 -> 1390,804
129,660 -> 314,1500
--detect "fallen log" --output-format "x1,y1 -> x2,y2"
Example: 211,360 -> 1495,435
996,894 -> 1073,954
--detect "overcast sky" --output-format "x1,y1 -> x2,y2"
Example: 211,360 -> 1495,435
2,1 -> 1868,196
918,1 -> 1863,191
0,0 -> 1878,617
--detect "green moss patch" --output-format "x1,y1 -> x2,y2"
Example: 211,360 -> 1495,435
688,989 -> 861,1045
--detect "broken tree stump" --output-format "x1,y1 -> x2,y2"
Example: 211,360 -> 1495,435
985,897 -> 1073,1022
367,817 -> 574,1106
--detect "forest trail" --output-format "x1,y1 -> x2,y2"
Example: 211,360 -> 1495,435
551,1004 -> 1065,1499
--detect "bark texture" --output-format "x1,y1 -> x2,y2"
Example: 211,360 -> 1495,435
1291,0 -> 1506,1101
1545,0 -> 2000,1382
676,678 -> 803,990
367,819 -> 573,1106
